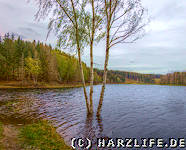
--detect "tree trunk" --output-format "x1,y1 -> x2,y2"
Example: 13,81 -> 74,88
89,0 -> 95,115
70,0 -> 90,114
77,47 -> 90,114
33,76 -> 36,85
21,52 -> 25,85
89,40 -> 94,114
97,23 -> 110,116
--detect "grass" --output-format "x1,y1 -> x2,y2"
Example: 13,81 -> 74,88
19,120 -> 71,150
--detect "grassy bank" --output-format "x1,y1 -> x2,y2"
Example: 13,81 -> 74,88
0,121 -> 71,150
19,120 -> 71,150
1,81 -> 186,89
0,81 -> 103,89
0,93 -> 71,150
0,81 -> 84,89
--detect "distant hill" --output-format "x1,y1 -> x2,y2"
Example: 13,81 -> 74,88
95,69 -> 160,84
1,33 -> 185,86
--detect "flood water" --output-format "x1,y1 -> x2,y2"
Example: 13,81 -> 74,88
1,84 -> 186,149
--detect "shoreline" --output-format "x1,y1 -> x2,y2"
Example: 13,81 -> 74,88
0,81 -> 85,89
0,81 -> 186,89
0,91 -> 71,149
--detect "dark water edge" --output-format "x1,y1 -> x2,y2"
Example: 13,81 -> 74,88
0,84 -> 186,149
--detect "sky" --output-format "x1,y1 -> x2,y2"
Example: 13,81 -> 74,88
0,0 -> 186,74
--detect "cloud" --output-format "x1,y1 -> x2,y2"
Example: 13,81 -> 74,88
0,0 -> 186,74
0,1 -> 16,11
18,27 -> 40,37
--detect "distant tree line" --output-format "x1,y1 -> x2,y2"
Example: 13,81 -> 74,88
160,72 -> 186,85
95,69 -> 159,84
2,33 -> 181,85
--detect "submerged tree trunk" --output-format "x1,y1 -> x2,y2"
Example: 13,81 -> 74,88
77,47 -> 90,114
89,41 -> 94,114
71,0 -> 90,114
97,0 -> 146,116
89,0 -> 95,115
97,21 -> 110,116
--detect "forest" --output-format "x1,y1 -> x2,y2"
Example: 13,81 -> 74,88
160,72 -> 186,85
0,33 -> 185,86
0,33 -> 94,84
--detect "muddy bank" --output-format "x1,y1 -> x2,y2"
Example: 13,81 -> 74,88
0,93 -> 71,150
0,95 -> 41,125
0,124 -> 22,150
0,95 -> 40,149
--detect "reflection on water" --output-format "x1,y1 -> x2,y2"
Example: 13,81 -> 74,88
1,85 -> 186,149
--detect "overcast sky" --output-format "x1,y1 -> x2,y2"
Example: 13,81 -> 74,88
0,0 -> 186,74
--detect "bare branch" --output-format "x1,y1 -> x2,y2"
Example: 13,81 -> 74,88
110,24 -> 146,48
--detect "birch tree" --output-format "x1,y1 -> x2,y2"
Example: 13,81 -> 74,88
86,0 -> 105,114
33,0 -> 105,115
34,0 -> 91,113
97,0 -> 148,116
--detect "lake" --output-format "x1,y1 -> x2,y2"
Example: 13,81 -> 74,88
1,84 -> 186,149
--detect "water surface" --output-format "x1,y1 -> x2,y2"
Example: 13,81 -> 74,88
0,84 -> 186,149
